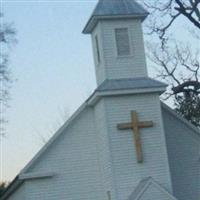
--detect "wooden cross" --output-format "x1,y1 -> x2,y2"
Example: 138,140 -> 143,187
117,111 -> 153,163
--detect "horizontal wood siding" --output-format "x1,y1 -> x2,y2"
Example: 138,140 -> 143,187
163,108 -> 200,200
101,19 -> 147,81
104,94 -> 172,200
91,19 -> 148,86
7,184 -> 26,200
22,108 -> 104,200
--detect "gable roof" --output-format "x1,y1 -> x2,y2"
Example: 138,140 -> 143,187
128,177 -> 151,199
83,0 -> 149,33
128,177 -> 178,200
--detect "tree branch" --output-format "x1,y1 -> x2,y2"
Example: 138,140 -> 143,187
175,0 -> 200,29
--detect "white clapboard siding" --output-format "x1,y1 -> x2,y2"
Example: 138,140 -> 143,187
7,184 -> 25,200
101,93 -> 173,200
19,107 -> 104,200
91,19 -> 148,85
162,106 -> 200,200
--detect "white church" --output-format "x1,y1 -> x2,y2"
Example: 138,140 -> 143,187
2,0 -> 200,200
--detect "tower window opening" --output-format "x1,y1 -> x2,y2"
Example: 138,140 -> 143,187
115,28 -> 131,56
95,35 -> 101,63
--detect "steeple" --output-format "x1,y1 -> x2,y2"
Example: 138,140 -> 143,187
83,0 -> 149,86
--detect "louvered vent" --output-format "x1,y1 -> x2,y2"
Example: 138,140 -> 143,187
115,28 -> 131,56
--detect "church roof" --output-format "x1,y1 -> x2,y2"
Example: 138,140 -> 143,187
97,77 -> 167,92
83,0 -> 149,33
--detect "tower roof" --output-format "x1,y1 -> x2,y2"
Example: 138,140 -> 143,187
83,0 -> 149,34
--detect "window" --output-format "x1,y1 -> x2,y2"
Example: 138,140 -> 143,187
95,35 -> 101,63
115,28 -> 131,56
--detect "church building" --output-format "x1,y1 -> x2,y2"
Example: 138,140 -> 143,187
2,0 -> 200,200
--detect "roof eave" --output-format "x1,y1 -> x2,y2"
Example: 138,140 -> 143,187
82,13 -> 149,34
88,86 -> 166,106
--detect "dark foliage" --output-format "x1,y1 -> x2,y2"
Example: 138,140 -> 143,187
0,182 -> 7,197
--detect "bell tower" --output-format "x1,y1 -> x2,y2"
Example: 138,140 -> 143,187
83,1 -> 173,200
83,0 -> 149,85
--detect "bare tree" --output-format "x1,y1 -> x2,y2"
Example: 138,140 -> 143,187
141,0 -> 200,127
0,13 -> 16,136
147,42 -> 200,126
142,0 -> 200,44
35,107 -> 70,145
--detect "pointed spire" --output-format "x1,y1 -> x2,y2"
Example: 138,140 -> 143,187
83,0 -> 148,34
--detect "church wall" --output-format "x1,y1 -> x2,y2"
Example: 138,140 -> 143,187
93,99 -> 118,199
7,183 -> 26,200
162,107 -> 200,200
104,93 -> 172,200
22,107 -> 104,200
101,19 -> 148,81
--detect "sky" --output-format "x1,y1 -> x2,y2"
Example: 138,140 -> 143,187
0,0 -> 199,182
1,0 -> 99,182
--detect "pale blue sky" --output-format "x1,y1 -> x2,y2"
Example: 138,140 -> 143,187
1,0 -> 99,182
1,0 -> 199,182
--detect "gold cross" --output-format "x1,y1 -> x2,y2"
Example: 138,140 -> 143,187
117,111 -> 153,163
